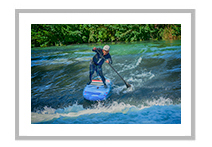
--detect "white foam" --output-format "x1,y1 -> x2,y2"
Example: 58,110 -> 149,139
140,97 -> 174,108
118,57 -> 142,73
113,84 -> 135,95
112,85 -> 126,95
112,71 -> 155,95
31,97 -> 176,123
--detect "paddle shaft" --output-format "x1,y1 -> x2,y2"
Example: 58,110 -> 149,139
95,49 -> 131,88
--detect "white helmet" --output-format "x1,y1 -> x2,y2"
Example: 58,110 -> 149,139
103,45 -> 110,51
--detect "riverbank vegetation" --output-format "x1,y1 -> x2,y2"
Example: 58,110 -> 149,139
31,24 -> 181,48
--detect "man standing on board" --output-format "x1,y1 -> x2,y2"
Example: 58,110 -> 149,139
87,45 -> 112,88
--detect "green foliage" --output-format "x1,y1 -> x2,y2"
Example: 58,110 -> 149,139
31,24 -> 181,48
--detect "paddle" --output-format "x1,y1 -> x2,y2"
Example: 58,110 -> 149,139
95,49 -> 131,88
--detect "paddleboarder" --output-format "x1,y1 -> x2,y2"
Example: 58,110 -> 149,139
87,45 -> 112,88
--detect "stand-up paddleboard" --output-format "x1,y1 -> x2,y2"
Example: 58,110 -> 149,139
83,76 -> 112,101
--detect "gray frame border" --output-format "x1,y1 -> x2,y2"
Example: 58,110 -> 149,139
15,9 -> 195,140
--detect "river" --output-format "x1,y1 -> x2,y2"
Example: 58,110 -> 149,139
31,40 -> 181,124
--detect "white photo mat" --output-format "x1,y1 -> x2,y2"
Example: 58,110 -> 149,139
15,9 -> 195,140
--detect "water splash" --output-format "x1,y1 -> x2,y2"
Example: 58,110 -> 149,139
117,57 -> 142,73
113,84 -> 135,95
31,97 -> 179,124
112,70 -> 155,95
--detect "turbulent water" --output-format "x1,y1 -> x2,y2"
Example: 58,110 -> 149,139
31,40 -> 181,124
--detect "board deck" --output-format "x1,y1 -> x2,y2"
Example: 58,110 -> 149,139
83,77 -> 112,101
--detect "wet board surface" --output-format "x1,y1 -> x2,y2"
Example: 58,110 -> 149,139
83,77 -> 112,101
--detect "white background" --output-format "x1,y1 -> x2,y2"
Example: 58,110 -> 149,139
1,0 -> 211,146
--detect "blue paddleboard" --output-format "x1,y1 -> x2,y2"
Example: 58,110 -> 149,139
83,77 -> 112,101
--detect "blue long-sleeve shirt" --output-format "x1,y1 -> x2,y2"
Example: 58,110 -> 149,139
92,48 -> 112,66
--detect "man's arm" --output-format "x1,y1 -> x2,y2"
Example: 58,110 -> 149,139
92,47 -> 101,52
106,54 -> 112,64
92,47 -> 97,51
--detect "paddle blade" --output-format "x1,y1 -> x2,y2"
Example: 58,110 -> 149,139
126,82 -> 131,88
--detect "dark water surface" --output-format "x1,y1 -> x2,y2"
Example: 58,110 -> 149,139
31,40 -> 181,124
